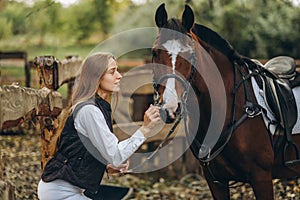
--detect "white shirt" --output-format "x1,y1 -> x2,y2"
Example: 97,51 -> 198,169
74,104 -> 146,167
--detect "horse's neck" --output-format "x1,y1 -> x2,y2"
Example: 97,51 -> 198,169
194,39 -> 242,126
199,39 -> 234,84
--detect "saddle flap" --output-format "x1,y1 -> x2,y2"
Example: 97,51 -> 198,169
263,77 -> 298,134
263,56 -> 296,79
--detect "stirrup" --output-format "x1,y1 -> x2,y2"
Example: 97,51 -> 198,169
283,141 -> 300,167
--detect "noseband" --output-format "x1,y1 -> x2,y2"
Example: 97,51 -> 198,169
152,32 -> 197,108
153,66 -> 195,106
126,35 -> 196,173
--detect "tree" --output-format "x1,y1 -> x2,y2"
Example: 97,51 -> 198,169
0,1 -> 27,35
25,0 -> 62,45
92,0 -> 114,35
189,0 -> 300,58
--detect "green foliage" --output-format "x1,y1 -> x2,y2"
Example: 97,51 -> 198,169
189,0 -> 300,58
92,0 -> 114,34
0,0 -> 299,59
0,1 -> 28,35
0,17 -> 12,39
67,1 -> 97,42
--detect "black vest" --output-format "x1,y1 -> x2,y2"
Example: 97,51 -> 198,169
41,95 -> 112,195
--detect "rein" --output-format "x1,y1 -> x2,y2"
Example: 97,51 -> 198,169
126,72 -> 193,173
125,107 -> 185,173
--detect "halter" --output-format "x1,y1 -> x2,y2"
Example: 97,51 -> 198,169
152,32 -> 196,107
153,70 -> 194,108
126,33 -> 196,173
152,31 -> 196,126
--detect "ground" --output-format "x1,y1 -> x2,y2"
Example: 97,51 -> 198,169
0,133 -> 299,200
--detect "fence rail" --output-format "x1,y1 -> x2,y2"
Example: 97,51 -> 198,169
1,54 -> 300,176
0,51 -> 30,87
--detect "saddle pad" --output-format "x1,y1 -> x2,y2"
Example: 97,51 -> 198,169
251,76 -> 300,135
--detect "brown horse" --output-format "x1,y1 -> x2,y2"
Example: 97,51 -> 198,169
152,3 -> 300,200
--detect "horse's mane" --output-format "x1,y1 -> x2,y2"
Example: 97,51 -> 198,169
159,18 -> 241,62
192,23 -> 237,61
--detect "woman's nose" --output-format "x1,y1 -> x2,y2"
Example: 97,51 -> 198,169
116,71 -> 122,79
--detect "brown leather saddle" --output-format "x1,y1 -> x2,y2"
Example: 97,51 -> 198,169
251,56 -> 300,166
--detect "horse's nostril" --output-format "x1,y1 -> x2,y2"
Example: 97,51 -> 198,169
175,103 -> 181,115
159,107 -> 176,123
159,107 -> 168,122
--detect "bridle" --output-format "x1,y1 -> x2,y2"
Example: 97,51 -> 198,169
152,32 -> 197,108
127,35 -> 198,174
152,31 -> 197,126
126,32 -> 197,173
153,71 -> 194,120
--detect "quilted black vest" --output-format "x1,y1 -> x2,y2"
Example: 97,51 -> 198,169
41,95 -> 112,195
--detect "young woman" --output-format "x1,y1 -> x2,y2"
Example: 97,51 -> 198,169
37,52 -> 161,200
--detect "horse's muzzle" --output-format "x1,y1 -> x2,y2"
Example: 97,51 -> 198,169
158,103 -> 181,124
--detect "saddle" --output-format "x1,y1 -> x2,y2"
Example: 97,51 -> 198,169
251,56 -> 300,166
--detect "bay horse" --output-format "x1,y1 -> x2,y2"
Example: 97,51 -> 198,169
152,3 -> 300,199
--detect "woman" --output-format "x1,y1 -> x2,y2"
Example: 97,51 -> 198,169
37,52 -> 161,200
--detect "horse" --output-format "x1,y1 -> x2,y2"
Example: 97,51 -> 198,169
151,3 -> 300,199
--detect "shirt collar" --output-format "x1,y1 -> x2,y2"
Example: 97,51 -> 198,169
95,94 -> 112,113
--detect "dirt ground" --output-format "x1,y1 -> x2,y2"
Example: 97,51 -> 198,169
0,133 -> 300,200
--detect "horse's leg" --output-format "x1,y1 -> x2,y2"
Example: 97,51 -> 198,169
203,168 -> 230,200
250,170 -> 274,200
205,179 -> 230,200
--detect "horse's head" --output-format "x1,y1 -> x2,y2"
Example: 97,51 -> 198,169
152,3 -> 198,123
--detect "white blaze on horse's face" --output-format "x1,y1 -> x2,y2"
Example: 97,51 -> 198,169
161,39 -> 193,116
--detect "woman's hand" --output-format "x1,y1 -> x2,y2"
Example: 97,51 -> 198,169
139,104 -> 163,137
106,160 -> 129,174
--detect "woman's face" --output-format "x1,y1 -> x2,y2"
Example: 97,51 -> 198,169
98,58 -> 122,95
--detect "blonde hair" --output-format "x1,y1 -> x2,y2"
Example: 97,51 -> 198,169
55,52 -> 115,137
71,52 -> 115,111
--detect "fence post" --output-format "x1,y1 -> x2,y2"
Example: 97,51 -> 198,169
34,56 -> 62,169
33,55 -> 82,169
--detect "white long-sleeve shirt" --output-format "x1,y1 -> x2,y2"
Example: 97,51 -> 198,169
74,104 -> 146,167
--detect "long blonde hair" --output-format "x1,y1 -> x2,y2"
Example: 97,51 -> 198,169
43,52 -> 116,167
56,52 -> 115,135
71,52 -> 115,111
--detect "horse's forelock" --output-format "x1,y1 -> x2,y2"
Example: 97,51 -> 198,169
165,18 -> 186,33
156,18 -> 191,46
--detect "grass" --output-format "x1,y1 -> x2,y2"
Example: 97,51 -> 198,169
1,66 -> 25,78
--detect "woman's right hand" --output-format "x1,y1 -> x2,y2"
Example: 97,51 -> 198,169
139,104 -> 163,137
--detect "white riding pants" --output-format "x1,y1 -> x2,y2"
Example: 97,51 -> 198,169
37,179 -> 91,200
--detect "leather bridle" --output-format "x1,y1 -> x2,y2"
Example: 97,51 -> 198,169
126,34 -> 197,173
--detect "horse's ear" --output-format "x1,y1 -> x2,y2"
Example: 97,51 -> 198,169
182,4 -> 194,31
155,3 -> 168,28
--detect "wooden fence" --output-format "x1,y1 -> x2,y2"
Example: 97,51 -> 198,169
2,55 -> 300,175
0,51 -> 30,87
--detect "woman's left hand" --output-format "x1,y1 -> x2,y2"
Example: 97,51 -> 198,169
106,160 -> 129,174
